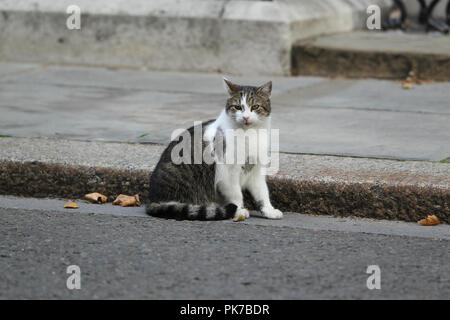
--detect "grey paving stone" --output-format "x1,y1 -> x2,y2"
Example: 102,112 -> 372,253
0,63 -> 449,161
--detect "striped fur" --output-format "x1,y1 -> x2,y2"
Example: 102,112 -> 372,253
146,202 -> 237,221
146,79 -> 279,221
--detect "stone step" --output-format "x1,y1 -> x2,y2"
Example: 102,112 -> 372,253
292,31 -> 450,81
0,0 -> 391,76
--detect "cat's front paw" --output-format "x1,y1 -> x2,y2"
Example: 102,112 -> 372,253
233,208 -> 249,222
261,207 -> 283,220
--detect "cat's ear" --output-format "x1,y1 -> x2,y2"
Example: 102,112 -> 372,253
256,81 -> 272,98
223,78 -> 240,95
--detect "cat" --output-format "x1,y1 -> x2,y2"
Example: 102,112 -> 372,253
145,78 -> 283,221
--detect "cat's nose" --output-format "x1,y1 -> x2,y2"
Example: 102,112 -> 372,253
243,116 -> 249,121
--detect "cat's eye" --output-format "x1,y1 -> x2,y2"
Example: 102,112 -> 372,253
231,105 -> 241,111
251,104 -> 262,111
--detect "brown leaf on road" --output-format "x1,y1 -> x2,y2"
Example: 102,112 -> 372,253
412,78 -> 429,85
64,201 -> 79,209
113,194 -> 141,207
233,214 -> 246,222
402,75 -> 430,89
418,215 -> 440,226
402,81 -> 413,89
85,192 -> 107,204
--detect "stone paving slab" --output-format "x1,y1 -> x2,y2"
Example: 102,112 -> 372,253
0,63 -> 449,161
0,62 -> 323,94
0,62 -> 38,77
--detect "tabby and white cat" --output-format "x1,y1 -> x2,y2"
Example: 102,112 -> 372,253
146,79 -> 283,221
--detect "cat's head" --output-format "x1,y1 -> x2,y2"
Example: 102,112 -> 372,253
223,78 -> 272,128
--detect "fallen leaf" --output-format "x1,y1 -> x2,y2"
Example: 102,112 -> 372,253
113,194 -> 141,207
120,199 -> 137,207
85,192 -> 107,204
411,78 -> 430,85
64,201 -> 79,209
402,81 -> 413,89
233,214 -> 246,222
418,215 -> 440,226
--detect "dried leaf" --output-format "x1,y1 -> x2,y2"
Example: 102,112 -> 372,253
113,194 -> 141,207
402,81 -> 413,89
135,194 -> 141,206
233,214 -> 246,222
120,199 -> 137,207
418,215 -> 440,226
64,201 -> 79,209
411,78 -> 429,85
85,192 -> 107,204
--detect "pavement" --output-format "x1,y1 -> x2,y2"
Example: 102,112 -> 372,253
0,197 -> 448,299
1,62 -> 449,161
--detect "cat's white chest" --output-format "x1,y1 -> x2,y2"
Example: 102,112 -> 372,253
204,113 -> 270,167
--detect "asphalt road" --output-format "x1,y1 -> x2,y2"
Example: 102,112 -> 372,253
0,199 -> 449,299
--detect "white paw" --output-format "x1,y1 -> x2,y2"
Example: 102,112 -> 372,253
233,208 -> 249,222
261,207 -> 283,220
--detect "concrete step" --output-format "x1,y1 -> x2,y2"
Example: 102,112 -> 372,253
0,0 -> 391,76
292,31 -> 450,81
1,137 -> 448,224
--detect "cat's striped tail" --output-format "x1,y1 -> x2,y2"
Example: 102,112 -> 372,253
145,201 -> 237,220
